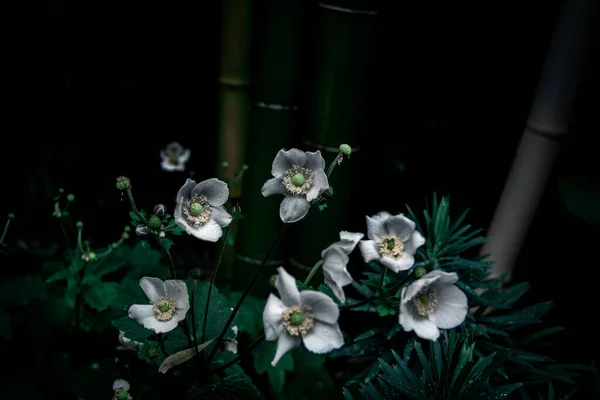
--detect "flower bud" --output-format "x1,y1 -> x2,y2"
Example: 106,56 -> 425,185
8,213 -> 15,220
76,221 -> 84,229
121,232 -> 130,240
58,188 -> 64,193
148,215 -> 162,230
324,187 -> 334,198
89,252 -> 96,260
189,268 -> 202,280
413,266 -> 427,278
159,231 -> 165,238
66,194 -> 75,202
90,362 -> 100,371
124,225 -> 131,232
135,225 -> 147,236
339,144 -> 352,156
147,346 -> 160,358
153,204 -> 166,217
269,275 -> 277,288
116,176 -> 131,191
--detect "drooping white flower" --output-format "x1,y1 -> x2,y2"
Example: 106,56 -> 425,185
263,267 -> 344,366
160,142 -> 191,172
261,149 -> 329,223
174,178 -> 233,242
128,277 -> 190,334
399,270 -> 468,341
116,331 -> 143,352
321,231 -> 364,303
358,211 -> 426,273
112,379 -> 132,400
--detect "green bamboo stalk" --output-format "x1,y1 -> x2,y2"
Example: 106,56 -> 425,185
216,0 -> 253,282
288,1 -> 379,278
230,0 -> 306,292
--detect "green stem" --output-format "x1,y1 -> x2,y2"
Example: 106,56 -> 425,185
341,274 -> 412,310
326,152 -> 343,178
157,236 -> 177,279
201,226 -> 230,344
76,227 -> 84,254
208,333 -> 266,374
206,224 -> 290,365
126,188 -> 147,224
190,279 -> 200,357
60,220 -> 74,260
302,259 -> 324,288
0,217 -> 11,246
75,261 -> 89,330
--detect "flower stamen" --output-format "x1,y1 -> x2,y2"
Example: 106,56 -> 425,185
414,288 -> 439,316
153,297 -> 176,321
168,155 -> 179,165
379,234 -> 404,258
282,305 -> 314,336
183,194 -> 211,228
282,166 -> 313,195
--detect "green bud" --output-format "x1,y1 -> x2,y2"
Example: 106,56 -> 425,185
148,215 -> 162,230
58,188 -> 64,193
147,346 -> 160,358
111,242 -> 119,249
89,362 -> 100,371
413,266 -> 427,278
88,252 -> 96,260
8,213 -> 15,220
116,176 -> 131,191
76,221 -> 84,229
135,225 -> 147,236
189,268 -> 202,280
121,232 -> 130,240
153,204 -> 166,217
269,275 -> 277,288
66,194 -> 75,202
339,144 -> 352,156
324,187 -> 334,198
124,225 -> 131,232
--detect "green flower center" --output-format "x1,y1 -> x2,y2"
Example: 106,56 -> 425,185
189,202 -> 203,216
419,294 -> 429,304
168,155 -> 179,165
386,239 -> 395,250
159,303 -> 171,312
117,389 -> 129,400
290,312 -> 304,326
291,173 -> 305,186
147,346 -> 159,358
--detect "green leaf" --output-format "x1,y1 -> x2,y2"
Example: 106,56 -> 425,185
252,340 -> 294,394
112,316 -> 156,342
167,224 -> 184,235
86,246 -> 130,278
81,276 -> 120,312
160,237 -> 175,251
378,303 -> 396,316
342,388 -> 356,400
229,292 -> 264,337
482,383 -> 523,399
0,309 -> 12,340
0,274 -> 47,307
189,364 -> 262,400
130,210 -> 148,226
478,301 -> 554,327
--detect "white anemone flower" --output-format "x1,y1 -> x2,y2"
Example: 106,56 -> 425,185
160,142 -> 191,172
321,231 -> 364,303
112,379 -> 132,400
174,178 -> 233,242
399,270 -> 468,341
358,211 -> 426,273
263,267 -> 344,366
116,331 -> 143,352
128,277 -> 190,334
261,148 -> 329,223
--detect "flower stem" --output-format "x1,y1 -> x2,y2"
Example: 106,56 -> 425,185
341,274 -> 412,310
208,333 -> 266,374
156,236 -> 177,279
201,226 -> 230,344
0,216 -> 12,246
206,224 -> 289,365
302,260 -> 324,289
60,219 -> 74,260
75,261 -> 89,330
190,279 -> 199,357
326,152 -> 343,178
126,188 -> 148,224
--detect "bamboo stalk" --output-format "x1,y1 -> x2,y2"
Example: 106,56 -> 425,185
215,0 -> 253,282
480,0 -> 599,282
231,0 -> 306,292
288,1 -> 379,277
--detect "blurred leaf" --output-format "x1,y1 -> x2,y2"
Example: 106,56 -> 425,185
0,274 -> 47,306
81,276 -> 120,312
112,316 -> 156,342
189,364 -> 262,399
229,292 -> 264,337
558,174 -> 600,225
252,340 -> 294,395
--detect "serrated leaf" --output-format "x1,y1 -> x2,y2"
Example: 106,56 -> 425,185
82,277 -> 120,312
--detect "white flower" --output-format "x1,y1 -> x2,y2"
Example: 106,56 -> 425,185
261,149 -> 329,223
116,331 -> 143,352
263,267 -> 344,366
174,178 -> 233,242
358,211 -> 426,273
222,326 -> 238,354
399,270 -> 468,341
112,379 -> 132,400
160,142 -> 190,172
128,277 -> 190,334
321,231 -> 364,303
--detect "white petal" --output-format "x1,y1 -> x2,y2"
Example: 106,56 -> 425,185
164,279 -> 189,310
188,219 -> 223,242
302,321 -> 344,354
404,230 -> 426,255
322,246 -> 353,303
428,270 -> 459,284
402,273 -> 442,303
282,148 -> 306,169
145,315 -> 179,334
192,178 -> 230,207
175,179 -> 196,203
139,277 -> 165,302
261,177 -> 286,197
272,333 -> 301,366
263,294 -> 286,340
324,276 -> 346,303
337,231 -> 364,254
380,253 -> 415,273
222,338 -> 238,354
358,240 -> 381,263
275,267 -> 300,306
366,214 -> 387,241
398,294 -> 440,341
304,150 -> 326,171
299,291 -> 340,324
428,284 -> 468,329
179,149 -> 191,163
161,159 -> 179,172
113,379 -> 130,391
279,195 -> 310,223
306,169 -> 329,202
385,214 -> 416,242
211,205 -> 233,228
271,149 -> 293,177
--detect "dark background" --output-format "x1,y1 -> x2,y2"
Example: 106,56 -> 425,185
3,0 -> 599,394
